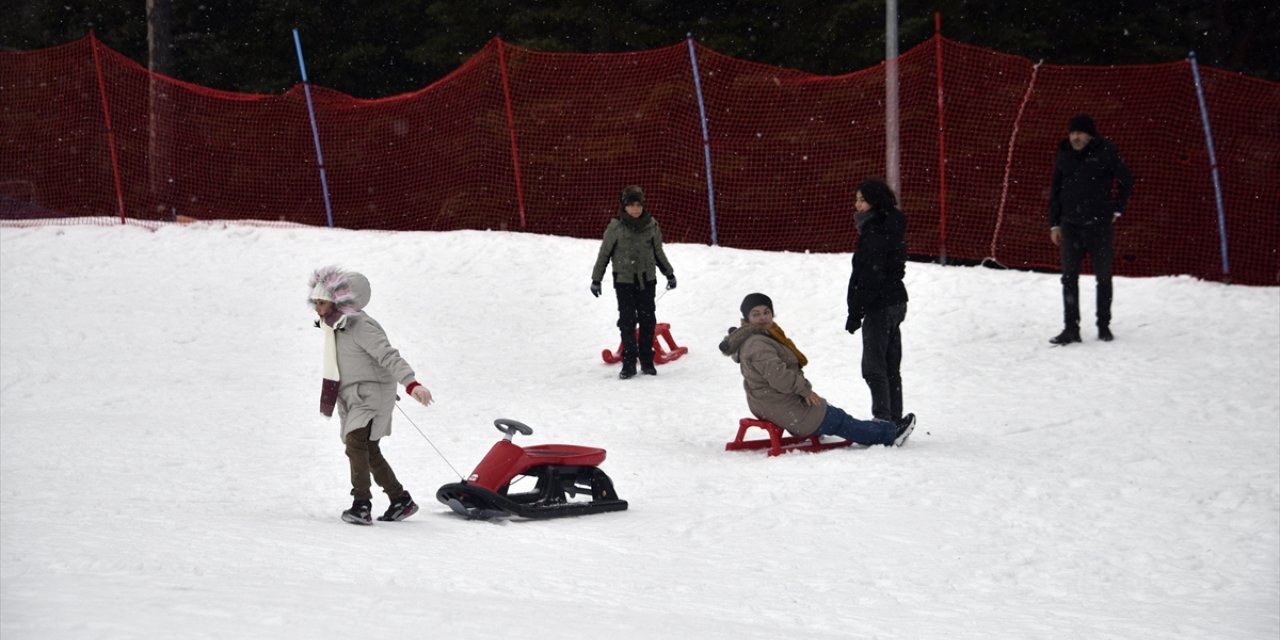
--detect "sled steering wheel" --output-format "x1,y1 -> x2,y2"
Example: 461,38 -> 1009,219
494,418 -> 534,441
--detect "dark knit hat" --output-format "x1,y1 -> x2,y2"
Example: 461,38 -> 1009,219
740,292 -> 774,318
620,185 -> 645,206
1067,114 -> 1098,136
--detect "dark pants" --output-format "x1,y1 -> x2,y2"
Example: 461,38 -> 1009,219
861,302 -> 906,421
343,424 -> 404,502
615,280 -> 657,366
1059,221 -> 1114,329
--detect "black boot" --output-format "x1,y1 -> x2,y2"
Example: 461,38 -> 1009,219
378,491 -> 419,522
1098,326 -> 1114,342
1049,327 -> 1082,345
892,413 -> 916,447
341,499 -> 373,525
619,361 -> 637,379
640,360 -> 657,375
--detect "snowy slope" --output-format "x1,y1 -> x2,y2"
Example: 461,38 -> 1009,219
1,224 -> 1277,639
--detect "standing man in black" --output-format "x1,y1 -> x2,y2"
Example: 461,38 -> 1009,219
1048,114 -> 1133,345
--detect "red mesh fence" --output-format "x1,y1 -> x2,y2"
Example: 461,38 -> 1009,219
1,34 -> 1277,284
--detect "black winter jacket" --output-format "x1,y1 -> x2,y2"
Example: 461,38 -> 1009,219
847,207 -> 909,320
1049,137 -> 1133,228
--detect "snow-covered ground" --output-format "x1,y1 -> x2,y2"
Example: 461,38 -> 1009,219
2,223 -> 1277,639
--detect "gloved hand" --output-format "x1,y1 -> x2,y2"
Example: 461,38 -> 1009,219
665,275 -> 677,290
845,315 -> 861,334
407,381 -> 433,406
718,337 -> 733,355
718,326 -> 738,355
590,281 -> 602,297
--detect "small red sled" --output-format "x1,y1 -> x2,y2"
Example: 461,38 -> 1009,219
724,418 -> 855,457
601,321 -> 688,365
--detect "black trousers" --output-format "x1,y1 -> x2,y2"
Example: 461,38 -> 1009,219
1059,221 -> 1114,329
861,302 -> 906,421
615,281 -> 657,366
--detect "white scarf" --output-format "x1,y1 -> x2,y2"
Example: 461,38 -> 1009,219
318,313 -> 348,418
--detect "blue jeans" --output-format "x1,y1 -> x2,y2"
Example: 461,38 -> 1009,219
815,405 -> 896,446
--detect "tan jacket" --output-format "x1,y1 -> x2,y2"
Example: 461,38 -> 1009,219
722,326 -> 827,436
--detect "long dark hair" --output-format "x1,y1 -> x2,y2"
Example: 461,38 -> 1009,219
856,179 -> 898,211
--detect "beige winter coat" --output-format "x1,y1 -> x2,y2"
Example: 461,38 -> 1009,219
334,312 -> 416,441
722,326 -> 828,437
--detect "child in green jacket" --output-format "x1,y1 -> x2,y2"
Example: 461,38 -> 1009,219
590,186 -> 676,379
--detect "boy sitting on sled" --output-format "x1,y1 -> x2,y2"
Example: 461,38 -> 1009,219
720,292 -> 915,447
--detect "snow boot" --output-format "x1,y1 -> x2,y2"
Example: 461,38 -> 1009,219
892,413 -> 916,447
640,361 -> 657,376
378,491 -> 419,522
342,499 -> 373,525
1098,325 -> 1114,342
619,362 -> 637,379
1049,327 -> 1082,345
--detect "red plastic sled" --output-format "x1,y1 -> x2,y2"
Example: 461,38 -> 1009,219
601,322 -> 688,365
436,419 -> 628,519
724,418 -> 855,457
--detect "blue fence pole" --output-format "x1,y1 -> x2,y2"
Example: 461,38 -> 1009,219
1189,51 -> 1229,281
686,34 -> 718,246
292,29 -> 336,229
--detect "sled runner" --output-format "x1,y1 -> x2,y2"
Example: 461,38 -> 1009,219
601,322 -> 688,365
436,418 -> 628,520
724,418 -> 855,457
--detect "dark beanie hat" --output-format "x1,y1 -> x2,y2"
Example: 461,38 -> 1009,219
1067,114 -> 1098,136
620,185 -> 645,206
740,292 -> 773,318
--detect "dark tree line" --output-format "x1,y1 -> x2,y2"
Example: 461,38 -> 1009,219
3,0 -> 1276,98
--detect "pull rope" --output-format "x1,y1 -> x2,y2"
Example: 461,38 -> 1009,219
394,401 -> 464,481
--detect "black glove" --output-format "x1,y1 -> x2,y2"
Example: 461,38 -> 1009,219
718,326 -> 737,355
845,315 -> 861,334
590,281 -> 602,297
665,275 -> 677,290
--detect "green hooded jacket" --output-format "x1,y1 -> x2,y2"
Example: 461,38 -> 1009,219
591,209 -> 675,288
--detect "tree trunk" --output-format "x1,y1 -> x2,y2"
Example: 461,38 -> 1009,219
147,0 -> 173,219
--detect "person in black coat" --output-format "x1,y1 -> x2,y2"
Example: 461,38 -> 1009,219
1048,113 -> 1133,344
845,179 -> 909,422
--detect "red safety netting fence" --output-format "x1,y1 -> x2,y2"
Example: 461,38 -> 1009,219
1,34 -> 1277,284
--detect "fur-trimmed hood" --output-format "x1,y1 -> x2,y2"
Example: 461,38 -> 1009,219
719,322 -> 769,363
308,266 -> 371,316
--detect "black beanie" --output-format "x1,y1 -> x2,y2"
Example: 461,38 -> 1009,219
620,185 -> 645,206
1068,114 -> 1098,136
740,292 -> 773,318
